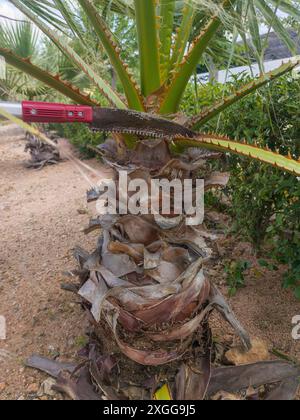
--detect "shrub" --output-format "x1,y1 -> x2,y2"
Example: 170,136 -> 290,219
50,122 -> 105,158
182,74 -> 300,297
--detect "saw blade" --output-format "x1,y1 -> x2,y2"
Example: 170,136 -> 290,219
91,108 -> 197,139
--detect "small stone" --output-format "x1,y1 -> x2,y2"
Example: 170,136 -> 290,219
0,383 -> 6,393
27,383 -> 39,394
77,208 -> 88,215
18,396 -> 25,400
37,378 -> 56,397
48,345 -> 60,358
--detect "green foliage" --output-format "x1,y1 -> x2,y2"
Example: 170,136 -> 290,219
205,191 -> 228,213
266,189 -> 300,300
74,335 -> 89,348
0,19 -> 44,101
225,260 -> 251,297
220,76 -> 300,297
51,123 -> 105,157
0,20 -> 38,58
258,259 -> 279,272
181,73 -> 300,296
229,166 -> 291,245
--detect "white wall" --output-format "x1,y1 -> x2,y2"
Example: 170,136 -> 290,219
198,57 -> 300,84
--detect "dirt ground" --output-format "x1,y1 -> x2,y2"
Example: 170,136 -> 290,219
0,125 -> 299,400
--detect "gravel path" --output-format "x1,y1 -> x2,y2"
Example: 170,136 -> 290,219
0,125 -> 109,400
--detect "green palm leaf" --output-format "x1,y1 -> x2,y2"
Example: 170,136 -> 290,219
173,134 -> 300,176
78,0 -> 144,110
0,48 -> 98,105
10,0 -> 126,108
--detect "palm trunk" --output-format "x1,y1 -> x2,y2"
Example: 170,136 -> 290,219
74,138 -> 251,399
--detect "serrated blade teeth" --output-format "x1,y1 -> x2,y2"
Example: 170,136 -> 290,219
90,126 -> 171,139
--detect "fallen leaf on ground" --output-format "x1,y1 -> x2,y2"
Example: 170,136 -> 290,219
25,355 -> 76,378
207,361 -> 300,396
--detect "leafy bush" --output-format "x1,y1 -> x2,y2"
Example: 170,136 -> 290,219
182,74 -> 300,297
225,260 -> 251,297
50,122 -> 105,158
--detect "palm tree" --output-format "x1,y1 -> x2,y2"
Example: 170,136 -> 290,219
2,0 -> 300,400
0,19 -> 44,99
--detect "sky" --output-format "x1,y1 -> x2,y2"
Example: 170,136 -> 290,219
0,0 -> 18,14
0,0 -> 22,19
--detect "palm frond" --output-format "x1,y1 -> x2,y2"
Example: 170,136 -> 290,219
0,48 -> 98,105
10,0 -> 126,108
173,134 -> 300,176
0,19 -> 39,59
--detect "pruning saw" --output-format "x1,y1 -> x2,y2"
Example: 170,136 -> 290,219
0,100 -> 196,140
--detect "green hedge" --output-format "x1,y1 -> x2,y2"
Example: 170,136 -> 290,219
181,74 -> 300,298
50,122 -> 105,158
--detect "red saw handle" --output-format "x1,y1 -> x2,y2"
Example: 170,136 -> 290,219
22,101 -> 93,123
